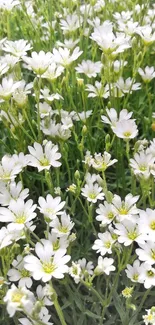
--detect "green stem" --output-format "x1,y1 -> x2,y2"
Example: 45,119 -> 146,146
50,284 -> 67,325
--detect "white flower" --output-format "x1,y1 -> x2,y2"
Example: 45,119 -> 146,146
47,232 -> 68,252
38,102 -> 52,118
0,54 -> 19,69
0,198 -> 37,230
113,119 -> 138,139
27,141 -> 61,171
0,226 -> 13,249
0,181 -> 29,206
8,255 -> 32,288
81,183 -> 104,203
90,21 -> 131,54
24,240 -> 70,282
0,0 -> 20,10
113,60 -> 128,72
57,38 -> 79,49
50,212 -> 74,236
140,263 -> 155,289
40,88 -> 63,102
69,262 -> 82,284
4,284 -> 35,317
114,220 -> 146,246
38,194 -> 65,221
60,14 -> 82,33
136,242 -> 155,265
92,231 -> 115,255
0,62 -> 9,76
116,77 -> 141,93
75,60 -> 102,78
36,285 -> 53,318
78,258 -> 94,276
143,308 -> 155,325
136,26 -> 155,45
95,256 -> 115,275
96,201 -> 116,226
130,151 -> 155,179
3,40 -> 32,58
52,47 -> 83,67
101,108 -> 132,129
0,155 -> 22,181
0,77 -> 22,100
13,80 -> 33,107
125,259 -> 144,283
138,209 -> 155,240
41,63 -> 64,80
90,151 -> 117,171
23,51 -> 53,75
138,66 -> 155,83
86,81 -> 109,98
112,193 -> 139,220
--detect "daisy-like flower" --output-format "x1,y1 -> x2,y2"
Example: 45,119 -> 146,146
90,21 -> 131,55
41,63 -> 64,81
0,54 -> 19,69
136,242 -> 155,265
92,231 -> 115,256
24,240 -> 70,282
27,141 -> 61,172
86,81 -> 109,98
52,47 -> 83,67
78,258 -> 94,277
48,232 -> 68,252
0,181 -> 29,206
140,263 -> 155,289
116,77 -> 141,94
0,0 -> 20,11
96,201 -> 116,226
81,183 -> 104,203
19,314 -> 53,325
113,59 -> 128,73
75,60 -> 102,78
40,88 -> 63,103
138,66 -> 155,83
0,198 -> 37,230
3,40 -> 32,58
38,102 -> 52,118
138,209 -> 155,241
38,194 -> 65,222
50,212 -> 74,236
143,308 -> 155,325
4,284 -> 35,317
57,38 -> 79,50
95,257 -> 115,275
101,108 -> 132,129
125,259 -> 144,283
136,25 -> 155,45
112,193 -> 139,220
69,261 -> 82,284
7,255 -> 32,288
23,51 -> 53,75
60,14 -> 82,33
0,62 -> 9,76
0,226 -> 13,249
13,80 -> 33,107
0,155 -> 22,181
114,219 -> 146,246
0,77 -> 22,101
130,151 -> 155,179
90,151 -> 117,171
36,285 -> 53,318
113,119 -> 138,139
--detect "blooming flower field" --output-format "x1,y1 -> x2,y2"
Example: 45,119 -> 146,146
1,0 -> 155,324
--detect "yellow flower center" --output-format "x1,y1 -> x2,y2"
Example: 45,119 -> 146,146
119,207 -> 128,215
21,269 -> 30,277
58,226 -> 68,233
139,165 -> 147,171
133,273 -> 139,281
123,131 -> 131,137
150,221 -> 155,230
42,262 -> 56,274
127,230 -> 138,240
104,241 -> 111,249
107,212 -> 114,219
12,291 -> 24,303
39,157 -> 49,166
147,270 -> 154,277
16,215 -> 26,224
89,193 -> 97,199
53,239 -> 60,251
